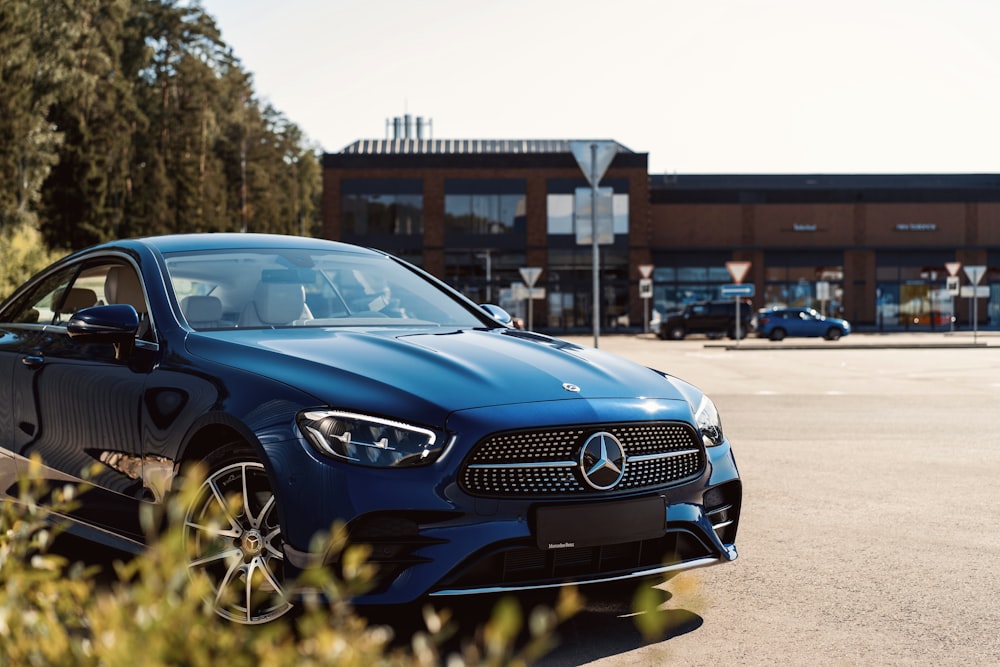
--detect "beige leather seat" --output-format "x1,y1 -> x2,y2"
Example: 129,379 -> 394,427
104,265 -> 150,337
53,287 -> 98,317
104,266 -> 147,315
238,281 -> 308,327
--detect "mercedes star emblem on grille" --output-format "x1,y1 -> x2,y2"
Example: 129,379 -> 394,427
579,432 -> 626,490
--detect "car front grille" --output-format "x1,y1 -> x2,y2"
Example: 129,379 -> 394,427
459,422 -> 705,498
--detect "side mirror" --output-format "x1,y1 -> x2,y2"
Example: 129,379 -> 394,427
67,304 -> 140,361
480,304 -> 513,327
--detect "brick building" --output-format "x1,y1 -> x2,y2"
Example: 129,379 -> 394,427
322,138 -> 1000,333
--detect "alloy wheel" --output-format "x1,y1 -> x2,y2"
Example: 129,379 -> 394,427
184,461 -> 292,624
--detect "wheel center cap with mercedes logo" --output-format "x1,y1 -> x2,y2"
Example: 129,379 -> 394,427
579,432 -> 626,490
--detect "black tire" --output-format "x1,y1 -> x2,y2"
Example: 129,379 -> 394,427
825,327 -> 842,341
667,325 -> 686,340
182,446 -> 292,624
769,328 -> 786,341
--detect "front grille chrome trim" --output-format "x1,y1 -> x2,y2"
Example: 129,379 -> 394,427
627,449 -> 702,463
467,461 -> 577,469
429,556 -> 724,597
468,449 -> 701,470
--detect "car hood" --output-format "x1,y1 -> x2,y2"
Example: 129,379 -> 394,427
184,327 -> 688,424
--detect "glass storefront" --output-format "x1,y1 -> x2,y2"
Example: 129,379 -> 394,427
761,252 -> 845,317
444,249 -> 526,312
763,266 -> 845,317
650,253 -> 732,317
545,247 -> 630,331
652,265 -> 733,312
875,252 -> 956,330
545,179 -> 630,331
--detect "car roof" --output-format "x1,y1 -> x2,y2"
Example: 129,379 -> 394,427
133,233 -> 381,256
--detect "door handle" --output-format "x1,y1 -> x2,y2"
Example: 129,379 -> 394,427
20,354 -> 44,369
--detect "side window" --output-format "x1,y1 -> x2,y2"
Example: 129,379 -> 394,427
88,262 -> 153,341
0,261 -> 154,346
0,266 -> 78,325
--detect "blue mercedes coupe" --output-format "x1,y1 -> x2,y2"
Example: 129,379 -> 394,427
0,233 -> 741,624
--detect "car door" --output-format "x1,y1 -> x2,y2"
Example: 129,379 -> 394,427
0,265 -> 80,496
0,324 -> 32,495
12,259 -> 156,540
789,310 -> 814,336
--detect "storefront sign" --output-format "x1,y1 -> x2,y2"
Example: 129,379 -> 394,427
793,224 -> 817,232
895,223 -> 937,232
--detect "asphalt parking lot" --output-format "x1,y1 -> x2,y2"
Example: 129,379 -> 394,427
532,331 -> 1000,666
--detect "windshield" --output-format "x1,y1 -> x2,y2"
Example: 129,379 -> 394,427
163,247 -> 487,330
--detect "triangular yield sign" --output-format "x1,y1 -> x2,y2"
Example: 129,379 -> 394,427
569,141 -> 618,187
726,261 -> 752,284
519,266 -> 543,288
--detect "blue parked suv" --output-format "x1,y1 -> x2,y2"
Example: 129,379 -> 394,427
756,307 -> 851,341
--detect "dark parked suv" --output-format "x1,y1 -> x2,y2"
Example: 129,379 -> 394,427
658,300 -> 754,340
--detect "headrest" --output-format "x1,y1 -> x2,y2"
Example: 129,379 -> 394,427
181,295 -> 223,323
253,281 -> 305,325
104,266 -> 146,313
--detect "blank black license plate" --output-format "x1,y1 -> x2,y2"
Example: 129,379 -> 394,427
534,496 -> 666,550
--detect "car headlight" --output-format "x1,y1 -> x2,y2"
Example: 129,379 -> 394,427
694,394 -> 724,447
297,410 -> 444,467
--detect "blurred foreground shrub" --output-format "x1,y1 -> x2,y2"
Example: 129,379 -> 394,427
0,458 -> 579,666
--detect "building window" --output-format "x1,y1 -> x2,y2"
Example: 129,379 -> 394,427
341,179 -> 423,236
546,247 -> 630,331
875,259 -> 955,330
444,179 -> 526,236
546,193 -> 629,236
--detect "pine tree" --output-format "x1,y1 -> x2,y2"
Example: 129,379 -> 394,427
0,1 -> 68,230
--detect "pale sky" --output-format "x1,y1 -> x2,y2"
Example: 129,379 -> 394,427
198,0 -> 1000,175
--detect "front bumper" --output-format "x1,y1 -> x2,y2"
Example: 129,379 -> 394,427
273,399 -> 742,605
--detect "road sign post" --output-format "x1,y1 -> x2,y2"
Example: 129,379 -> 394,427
724,262 -> 752,345
519,267 -> 543,332
964,265 -> 986,343
638,264 -> 654,333
571,141 -> 617,348
639,278 -> 653,332
946,262 -> 961,332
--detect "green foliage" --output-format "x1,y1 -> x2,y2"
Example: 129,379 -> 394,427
0,0 -> 323,252
0,460 -> 580,666
0,223 -> 65,302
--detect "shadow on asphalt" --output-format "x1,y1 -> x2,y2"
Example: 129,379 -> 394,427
537,598 -> 703,666
362,586 -> 703,665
